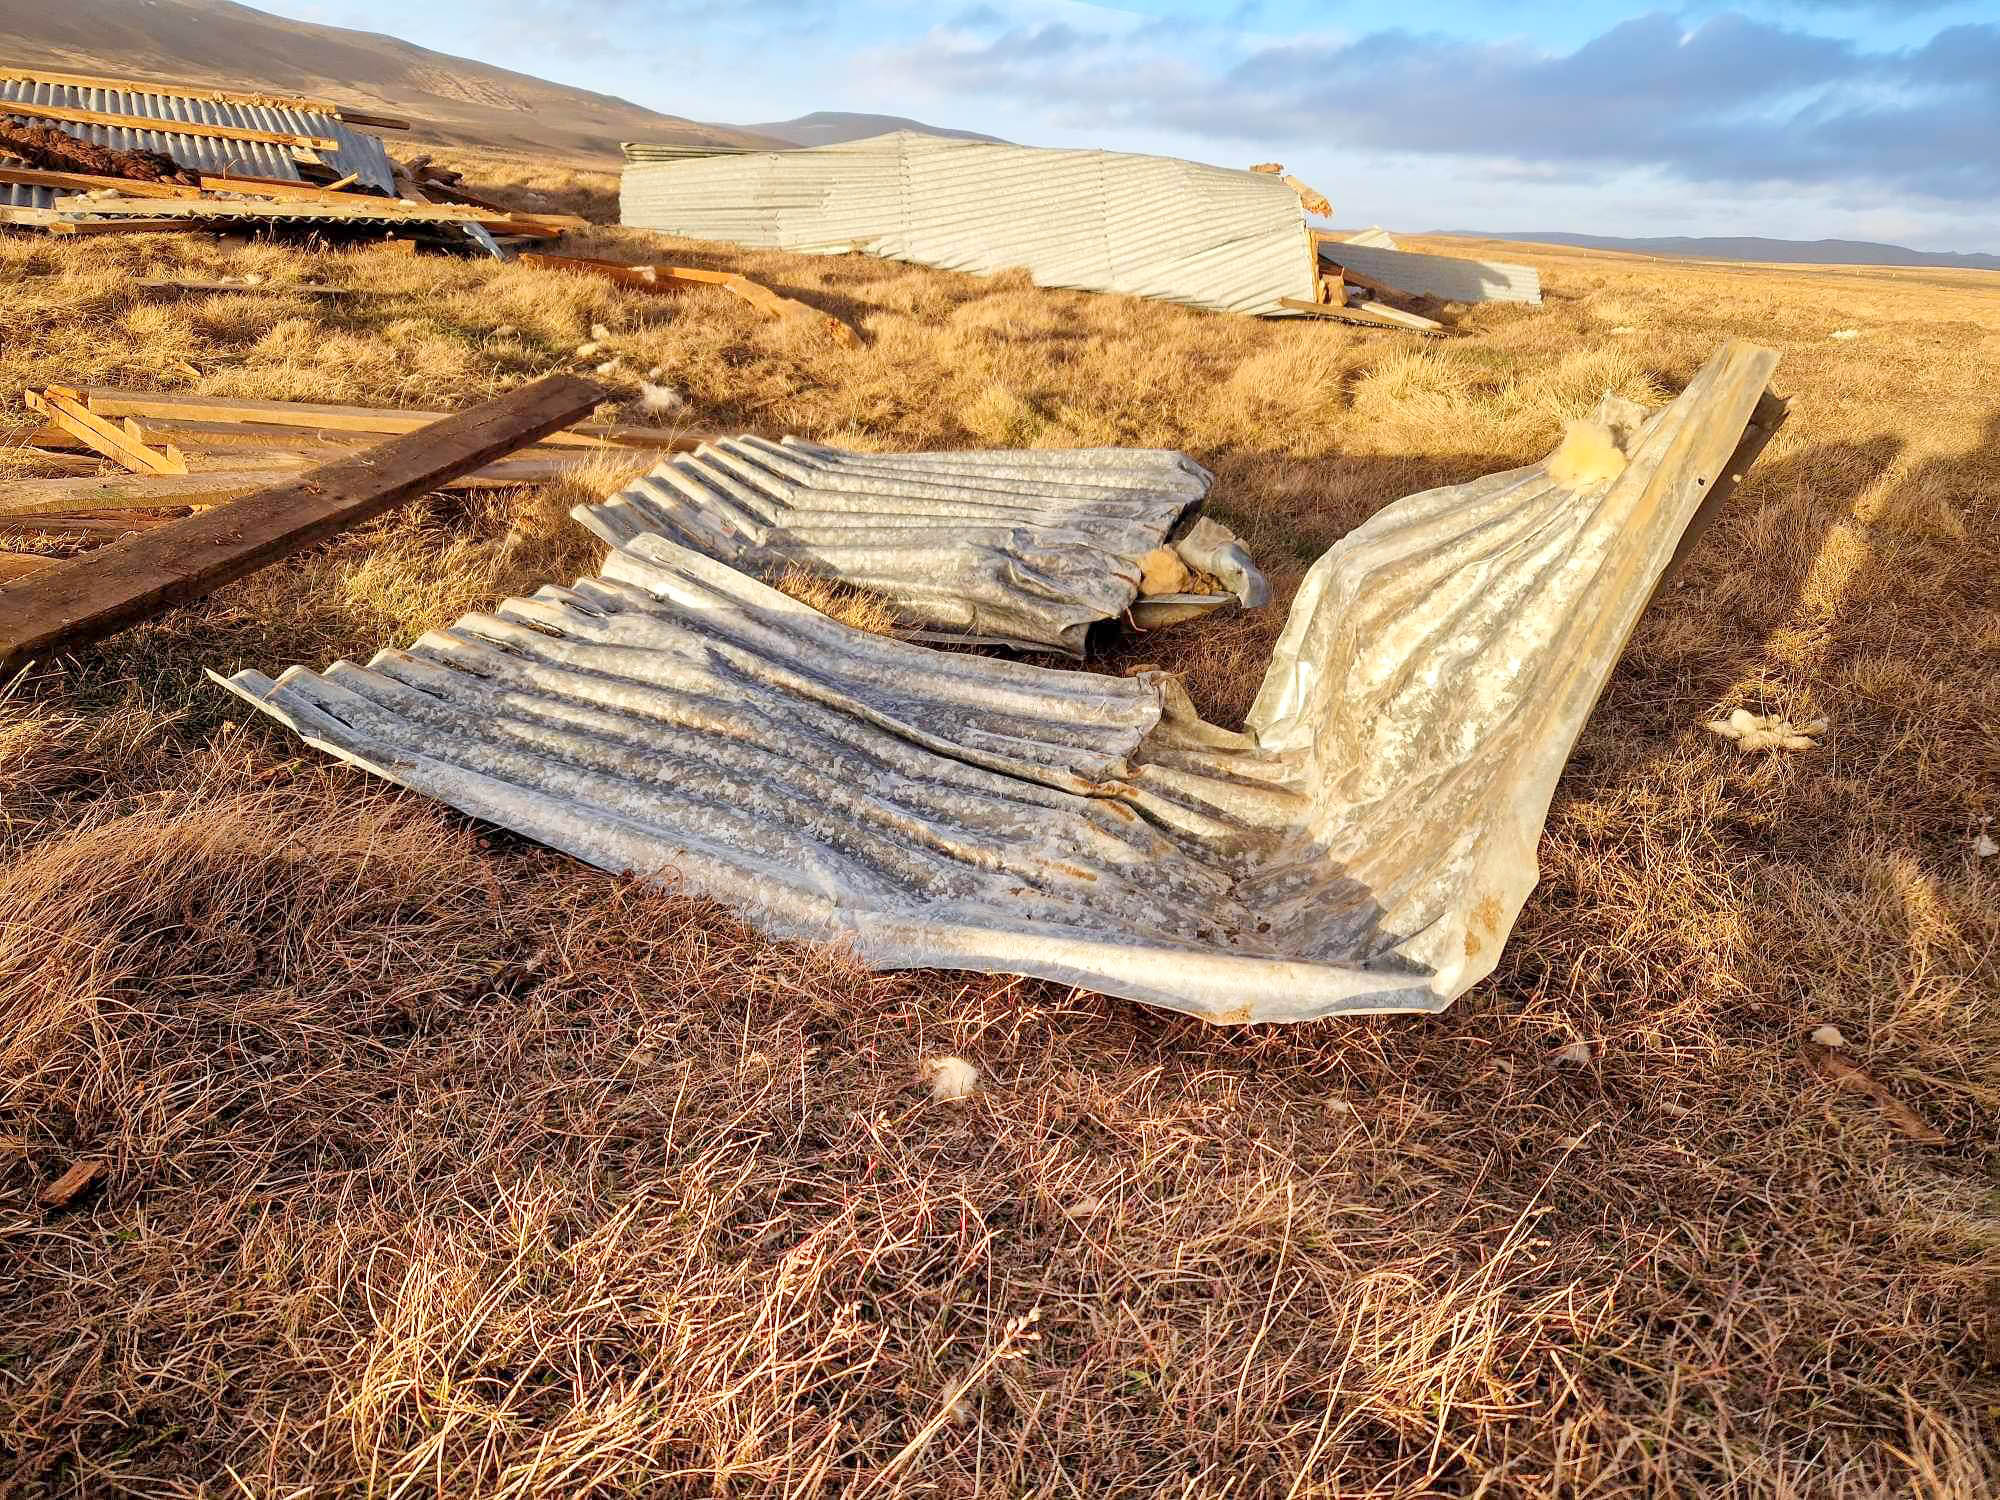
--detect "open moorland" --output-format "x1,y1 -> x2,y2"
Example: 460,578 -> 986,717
2,148 -> 1996,1497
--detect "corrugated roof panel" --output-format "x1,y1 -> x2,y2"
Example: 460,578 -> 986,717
574,437 -> 1263,653
1,181 -> 54,211
1323,241 -> 1542,305
215,341 -> 1782,1023
0,78 -> 395,193
621,132 -> 1319,316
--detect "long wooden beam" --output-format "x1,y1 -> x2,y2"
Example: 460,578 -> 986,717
0,375 -> 605,670
1278,296 -> 1444,333
0,451 -> 674,517
82,388 -> 697,451
0,97 -> 340,151
0,164 -> 204,199
0,509 -> 183,538
45,218 -> 203,238
1,469 -> 327,516
0,551 -> 56,583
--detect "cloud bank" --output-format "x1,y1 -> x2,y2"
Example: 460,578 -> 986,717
875,9 -> 1998,203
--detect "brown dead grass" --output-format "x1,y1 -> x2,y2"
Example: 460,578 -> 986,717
1,156 -> 1997,1496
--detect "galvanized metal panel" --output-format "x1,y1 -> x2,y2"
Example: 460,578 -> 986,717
215,341 -> 1778,1022
1,181 -> 53,211
1323,242 -> 1542,305
0,79 -> 396,193
621,132 -> 1319,317
575,437 -> 1263,654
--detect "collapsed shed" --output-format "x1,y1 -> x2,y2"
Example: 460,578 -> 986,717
622,132 -> 1320,318
619,131 -> 1541,327
0,64 -> 580,253
216,341 -> 1784,1023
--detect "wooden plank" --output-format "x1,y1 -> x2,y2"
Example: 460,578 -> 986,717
519,253 -> 860,348
25,388 -> 186,475
1318,258 -> 1413,304
84,388 -> 696,451
197,172 -> 394,206
337,110 -> 410,131
52,195 -> 496,225
46,218 -> 203,238
0,509 -> 183,538
1278,296 -> 1444,333
127,417 -> 625,461
0,447 -> 675,516
0,550 -> 57,583
0,164 -> 203,199
0,471 -> 301,515
0,98 -> 339,151
0,375 -> 605,670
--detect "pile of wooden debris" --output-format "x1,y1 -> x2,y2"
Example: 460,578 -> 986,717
0,64 -> 582,255
1,384 -> 700,588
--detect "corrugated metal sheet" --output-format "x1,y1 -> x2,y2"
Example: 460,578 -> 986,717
215,341 -> 1779,1023
1,181 -> 53,212
48,198 -> 490,228
575,437 -> 1265,654
621,142 -> 757,162
1345,227 -> 1398,249
1322,241 -> 1542,305
621,132 -> 1320,317
0,78 -> 395,193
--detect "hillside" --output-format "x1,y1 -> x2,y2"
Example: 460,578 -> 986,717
746,111 -> 1005,146
1448,229 -> 2000,272
0,0 -> 785,160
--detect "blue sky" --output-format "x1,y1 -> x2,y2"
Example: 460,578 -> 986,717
278,0 -> 1997,251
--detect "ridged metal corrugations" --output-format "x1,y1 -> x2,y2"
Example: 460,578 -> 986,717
1,181 -> 53,211
1322,241 -> 1542,305
215,342 -> 1779,1023
620,132 -> 1319,317
575,436 -> 1265,653
0,79 -> 395,193
620,142 -> 756,162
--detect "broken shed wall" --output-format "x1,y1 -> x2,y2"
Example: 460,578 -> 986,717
620,132 -> 1321,317
0,77 -> 396,193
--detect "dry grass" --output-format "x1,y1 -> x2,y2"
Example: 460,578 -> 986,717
1,154 -> 1997,1497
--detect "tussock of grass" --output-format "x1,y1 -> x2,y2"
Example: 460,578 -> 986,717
1,170 -> 1997,1495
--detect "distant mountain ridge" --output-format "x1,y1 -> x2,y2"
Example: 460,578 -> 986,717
1443,231 -> 2000,273
744,112 -> 1006,147
0,0 -> 787,160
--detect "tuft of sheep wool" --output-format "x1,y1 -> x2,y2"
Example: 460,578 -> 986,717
594,359 -> 622,377
1547,420 -> 1629,489
590,322 -> 612,342
1974,832 -> 1997,859
1555,1040 -> 1594,1067
1810,1024 -> 1847,1049
1705,707 -> 1827,752
640,382 -> 684,415
574,341 -> 601,359
1829,329 -> 1860,341
928,1055 -> 979,1102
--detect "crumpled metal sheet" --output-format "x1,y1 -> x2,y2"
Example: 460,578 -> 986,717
574,436 -> 1266,654
0,78 -> 397,193
619,131 -> 1321,318
214,341 -> 1780,1023
1321,241 -> 1542,305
